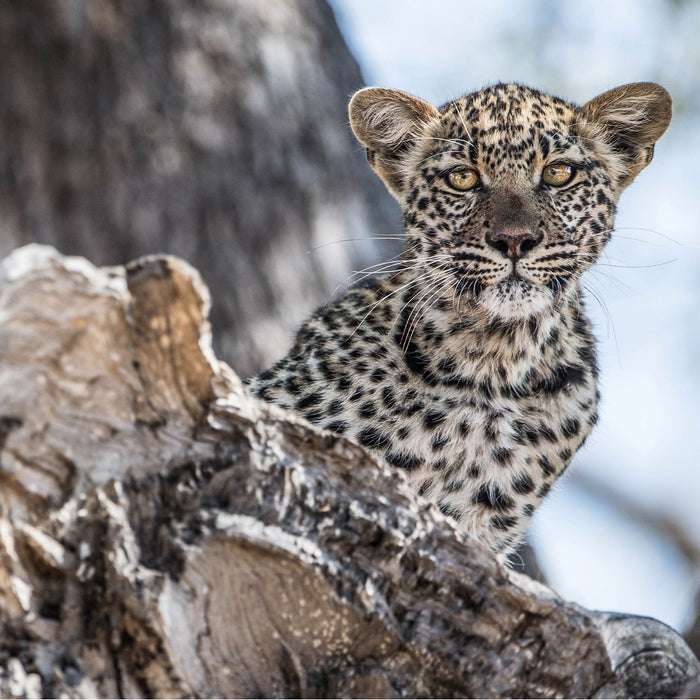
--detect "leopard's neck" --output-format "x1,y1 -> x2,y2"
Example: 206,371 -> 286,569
382,269 -> 593,392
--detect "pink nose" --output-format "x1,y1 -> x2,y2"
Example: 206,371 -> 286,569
486,227 -> 543,260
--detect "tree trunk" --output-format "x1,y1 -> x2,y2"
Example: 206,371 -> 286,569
0,0 -> 400,377
0,244 -> 697,699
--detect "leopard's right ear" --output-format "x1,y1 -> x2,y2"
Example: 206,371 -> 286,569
349,87 -> 439,198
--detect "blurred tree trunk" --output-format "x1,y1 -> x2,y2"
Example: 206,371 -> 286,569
0,0 -> 400,377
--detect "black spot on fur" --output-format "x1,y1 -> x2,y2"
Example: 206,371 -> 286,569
381,386 -> 396,408
485,417 -> 499,442
394,308 -> 440,385
424,410 -> 447,429
432,457 -> 448,471
357,426 -> 391,449
512,473 -> 535,495
491,515 -> 518,531
538,455 -> 555,478
259,386 -> 275,402
438,501 -> 462,520
431,432 -> 450,451
337,375 -> 352,392
359,401 -> 377,418
437,357 -> 457,374
349,387 -> 365,402
404,401 -> 425,417
512,420 -> 539,445
327,399 -> 344,416
370,368 -> 387,383
296,391 -> 322,410
561,417 -> 580,438
492,447 -> 512,466
472,483 -> 514,511
326,420 -> 348,435
303,408 -> 324,423
444,478 -> 465,493
386,451 -> 422,471
538,424 -> 557,442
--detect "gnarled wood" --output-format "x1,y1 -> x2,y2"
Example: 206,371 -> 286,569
0,245 -> 697,698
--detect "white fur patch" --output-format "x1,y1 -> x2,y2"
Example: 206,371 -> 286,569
477,280 -> 555,320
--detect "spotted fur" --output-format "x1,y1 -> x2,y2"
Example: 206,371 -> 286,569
248,82 -> 671,559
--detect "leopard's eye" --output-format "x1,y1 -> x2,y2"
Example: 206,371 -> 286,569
542,163 -> 575,187
446,168 -> 479,191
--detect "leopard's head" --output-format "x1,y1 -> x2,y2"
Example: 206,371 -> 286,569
350,82 -> 671,320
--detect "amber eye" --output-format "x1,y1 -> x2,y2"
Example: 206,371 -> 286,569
446,168 -> 479,191
542,163 -> 575,187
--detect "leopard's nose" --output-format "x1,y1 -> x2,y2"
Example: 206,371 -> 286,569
485,227 -> 543,260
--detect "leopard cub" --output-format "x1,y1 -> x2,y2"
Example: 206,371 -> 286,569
248,82 -> 671,559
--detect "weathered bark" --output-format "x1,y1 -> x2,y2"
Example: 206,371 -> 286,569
0,245 -> 697,698
0,0 -> 400,377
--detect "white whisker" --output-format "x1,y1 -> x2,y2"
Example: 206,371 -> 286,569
346,268 -> 445,340
307,236 -> 405,254
401,273 -> 451,350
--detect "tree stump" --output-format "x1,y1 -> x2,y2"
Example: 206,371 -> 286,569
0,245 -> 697,698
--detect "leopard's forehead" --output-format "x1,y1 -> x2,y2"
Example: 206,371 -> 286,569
438,83 -> 577,134
420,83 -> 582,178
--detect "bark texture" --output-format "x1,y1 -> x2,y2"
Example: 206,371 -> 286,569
0,0 -> 400,377
0,245 -> 697,699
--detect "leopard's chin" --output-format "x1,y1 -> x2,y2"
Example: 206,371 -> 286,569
476,278 -> 554,320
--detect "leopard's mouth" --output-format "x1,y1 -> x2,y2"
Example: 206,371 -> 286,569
487,261 -> 539,289
506,265 -> 524,282
449,259 -> 558,316
475,274 -> 555,319
495,276 -> 536,296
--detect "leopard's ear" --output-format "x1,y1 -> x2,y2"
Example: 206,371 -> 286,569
349,87 -> 439,198
578,82 -> 672,188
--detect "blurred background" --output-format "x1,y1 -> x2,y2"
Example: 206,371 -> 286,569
0,0 -> 697,653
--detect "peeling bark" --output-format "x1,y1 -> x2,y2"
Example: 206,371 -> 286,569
0,245 -> 698,698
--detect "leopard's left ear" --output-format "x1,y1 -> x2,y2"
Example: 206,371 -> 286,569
578,82 -> 672,188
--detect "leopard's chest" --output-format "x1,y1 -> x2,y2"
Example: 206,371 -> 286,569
360,363 -> 598,556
